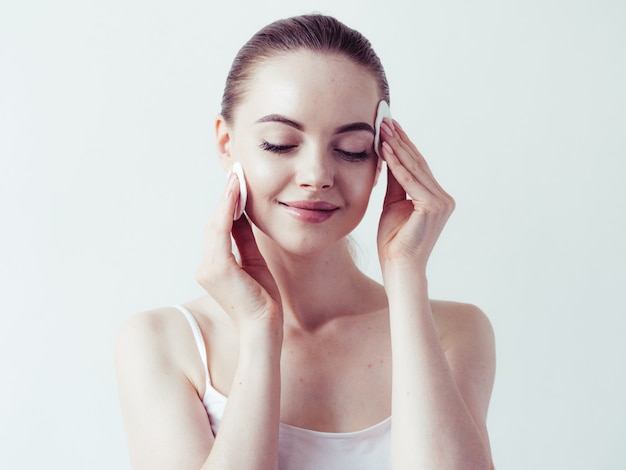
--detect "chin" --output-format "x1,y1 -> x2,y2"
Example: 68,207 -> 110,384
277,232 -> 346,257
251,220 -> 347,258
248,204 -> 367,255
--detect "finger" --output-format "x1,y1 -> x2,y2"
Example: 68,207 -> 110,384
196,172 -> 240,288
391,120 -> 453,200
204,172 -> 239,257
220,171 -> 240,226
382,121 -> 453,203
231,214 -> 281,304
382,139 -> 439,205
231,215 -> 267,268
381,122 -> 440,197
383,160 -> 406,207
391,120 -> 435,178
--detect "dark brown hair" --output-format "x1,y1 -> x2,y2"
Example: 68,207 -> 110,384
220,14 -> 390,122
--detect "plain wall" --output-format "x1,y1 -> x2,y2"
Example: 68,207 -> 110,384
1,0 -> 625,468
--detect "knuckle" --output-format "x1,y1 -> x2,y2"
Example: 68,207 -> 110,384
448,197 -> 456,212
429,199 -> 444,213
396,171 -> 414,187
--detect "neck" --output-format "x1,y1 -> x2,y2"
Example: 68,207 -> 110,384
251,228 -> 378,331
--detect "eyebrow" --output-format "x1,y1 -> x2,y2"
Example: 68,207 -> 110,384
256,114 -> 375,135
256,114 -> 304,131
335,122 -> 375,135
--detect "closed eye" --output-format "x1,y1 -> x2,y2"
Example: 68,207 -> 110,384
335,149 -> 370,161
259,141 -> 297,154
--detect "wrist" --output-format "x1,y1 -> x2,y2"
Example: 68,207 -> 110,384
382,267 -> 431,314
238,316 -> 284,351
382,264 -> 428,287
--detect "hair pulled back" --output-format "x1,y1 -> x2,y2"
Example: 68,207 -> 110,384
220,14 -> 390,123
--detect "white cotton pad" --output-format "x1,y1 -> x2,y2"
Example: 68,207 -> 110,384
373,100 -> 392,158
232,161 -> 247,220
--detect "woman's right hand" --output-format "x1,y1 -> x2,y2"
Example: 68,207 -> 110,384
195,171 -> 282,333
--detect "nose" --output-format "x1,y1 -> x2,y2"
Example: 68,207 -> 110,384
296,147 -> 334,191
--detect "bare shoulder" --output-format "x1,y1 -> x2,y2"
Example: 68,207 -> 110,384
431,300 -> 495,352
116,306 -> 187,361
114,303 -> 218,468
114,303 -> 209,396
431,300 -> 496,422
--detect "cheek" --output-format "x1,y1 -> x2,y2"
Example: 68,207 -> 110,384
240,159 -> 289,212
354,180 -> 376,203
234,142 -> 280,191
344,164 -> 378,203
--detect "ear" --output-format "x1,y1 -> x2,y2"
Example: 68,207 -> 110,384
215,114 -> 233,171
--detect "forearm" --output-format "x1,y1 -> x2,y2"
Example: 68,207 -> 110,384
384,269 -> 490,470
202,321 -> 283,470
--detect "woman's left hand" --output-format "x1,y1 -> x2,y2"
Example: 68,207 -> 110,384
377,120 -> 455,274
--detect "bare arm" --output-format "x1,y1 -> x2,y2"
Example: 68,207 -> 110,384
385,275 -> 495,469
116,170 -> 284,469
378,120 -> 495,469
201,321 -> 282,469
115,311 -> 216,469
195,170 -> 284,469
115,310 -> 283,470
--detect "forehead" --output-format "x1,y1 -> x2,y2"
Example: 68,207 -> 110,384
234,51 -> 381,127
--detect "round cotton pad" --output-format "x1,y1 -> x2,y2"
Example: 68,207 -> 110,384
374,100 -> 392,158
232,161 -> 247,220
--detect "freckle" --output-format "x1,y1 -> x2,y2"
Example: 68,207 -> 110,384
299,377 -> 304,383
379,359 -> 384,364
368,363 -> 372,368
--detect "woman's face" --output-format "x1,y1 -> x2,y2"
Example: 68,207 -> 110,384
224,50 -> 382,255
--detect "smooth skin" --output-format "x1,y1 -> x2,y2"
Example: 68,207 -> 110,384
115,51 -> 495,469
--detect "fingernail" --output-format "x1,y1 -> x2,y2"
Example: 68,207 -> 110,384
393,119 -> 402,131
380,121 -> 393,138
387,118 -> 396,132
382,141 -> 394,155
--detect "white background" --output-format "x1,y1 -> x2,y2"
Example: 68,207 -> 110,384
1,0 -> 625,468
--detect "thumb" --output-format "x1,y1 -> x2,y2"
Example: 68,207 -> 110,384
383,166 -> 406,208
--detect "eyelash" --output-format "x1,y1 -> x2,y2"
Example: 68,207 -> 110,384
259,141 -> 370,161
259,141 -> 296,154
338,150 -> 370,161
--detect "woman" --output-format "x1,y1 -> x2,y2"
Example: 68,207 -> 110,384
115,14 -> 495,469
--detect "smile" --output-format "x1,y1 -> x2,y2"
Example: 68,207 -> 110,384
279,200 -> 339,223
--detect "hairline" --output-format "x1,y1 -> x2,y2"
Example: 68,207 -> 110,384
224,49 -> 384,125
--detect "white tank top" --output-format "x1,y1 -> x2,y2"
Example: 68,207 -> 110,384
175,305 -> 392,469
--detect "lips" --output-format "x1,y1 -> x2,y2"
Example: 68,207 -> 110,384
279,200 -> 339,223
282,200 -> 339,210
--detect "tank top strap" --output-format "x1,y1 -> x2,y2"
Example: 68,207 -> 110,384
173,305 -> 209,379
